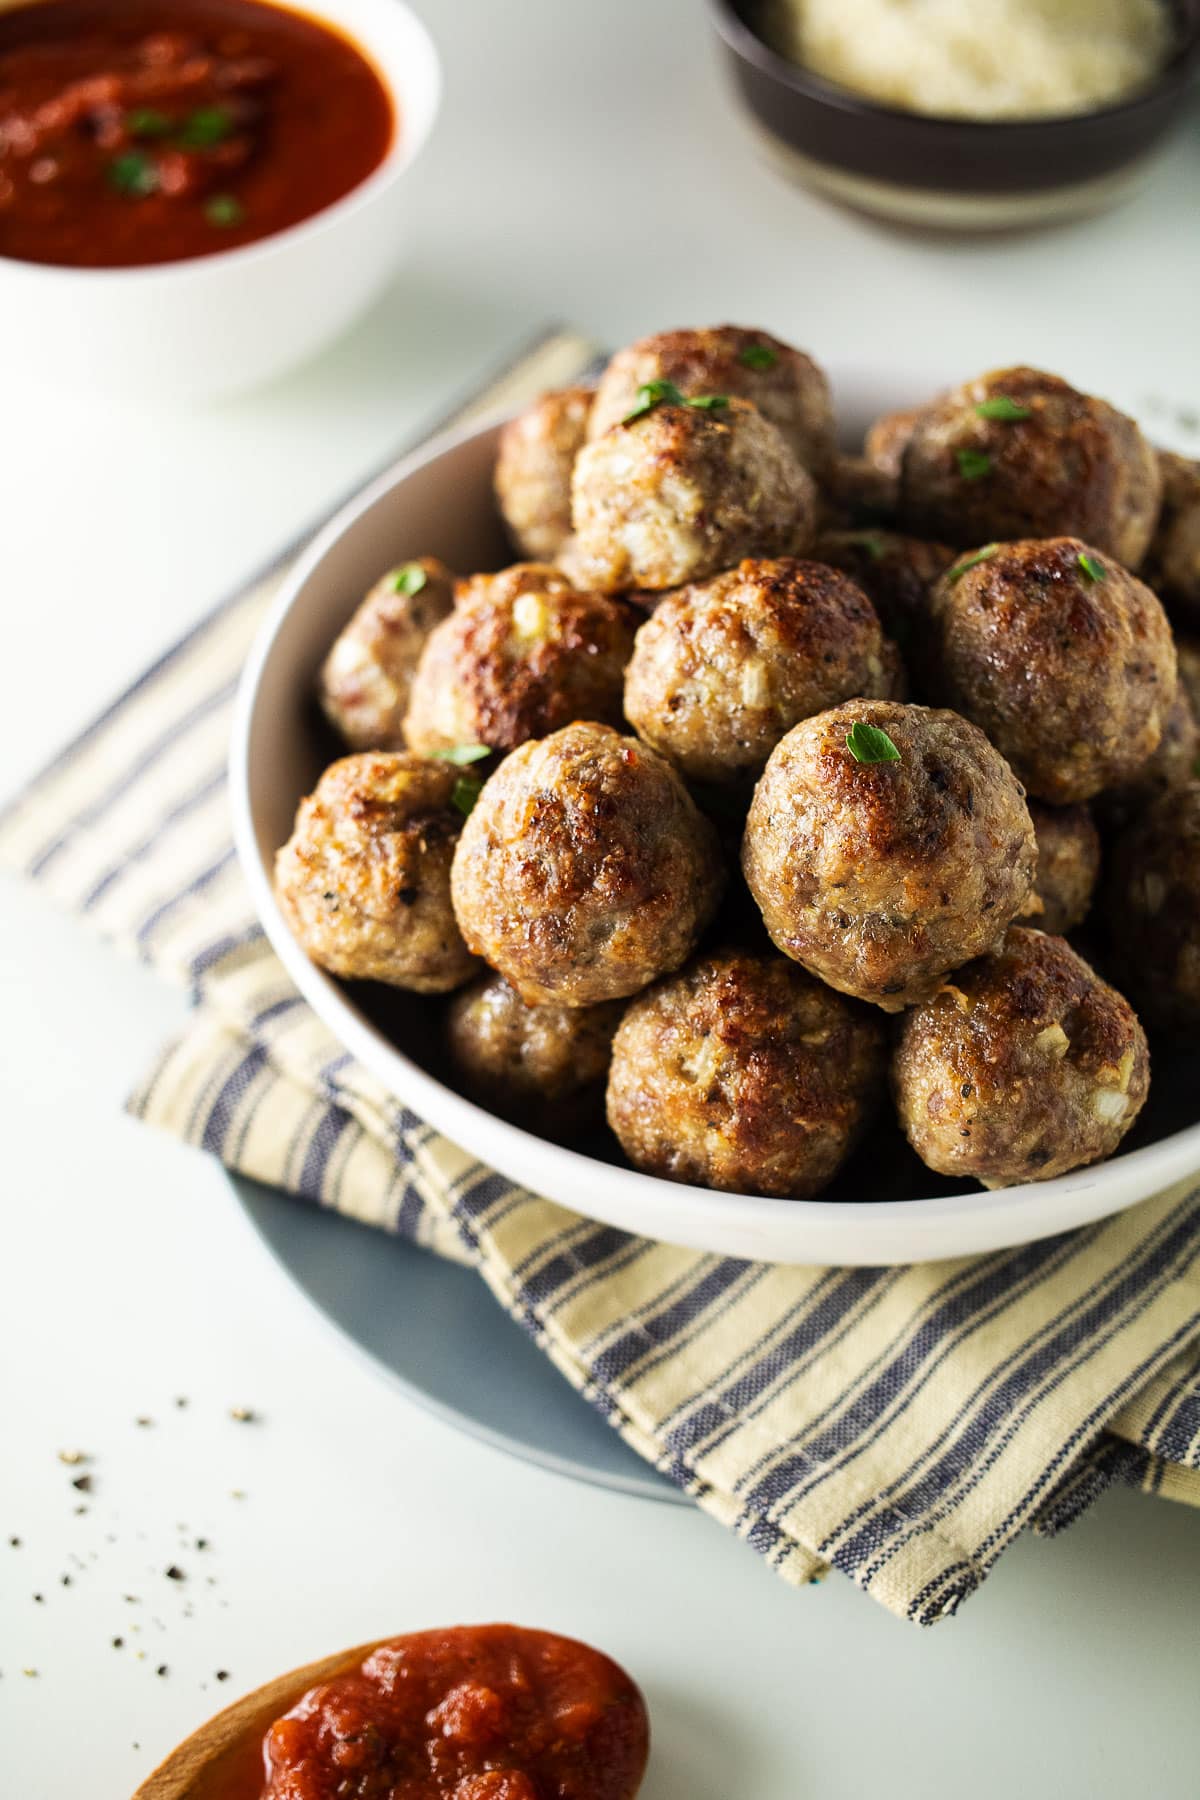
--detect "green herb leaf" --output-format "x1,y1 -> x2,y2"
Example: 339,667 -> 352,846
738,343 -> 778,370
451,773 -> 484,816
845,721 -> 901,765
975,397 -> 1031,422
391,562 -> 428,596
956,449 -> 992,481
179,105 -> 234,149
686,393 -> 730,411
622,379 -> 686,423
843,531 -> 885,561
108,151 -> 160,198
948,542 -> 999,583
204,194 -> 245,228
126,108 -> 172,138
1077,551 -> 1106,583
432,744 -> 490,767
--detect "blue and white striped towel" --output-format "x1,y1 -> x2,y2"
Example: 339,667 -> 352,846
2,328 -> 1198,1625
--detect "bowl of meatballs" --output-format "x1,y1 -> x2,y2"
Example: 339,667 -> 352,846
231,325 -> 1200,1266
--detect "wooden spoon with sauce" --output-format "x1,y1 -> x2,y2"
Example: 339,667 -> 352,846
132,1639 -> 377,1800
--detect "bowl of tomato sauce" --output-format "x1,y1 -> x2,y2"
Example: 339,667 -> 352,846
0,0 -> 440,398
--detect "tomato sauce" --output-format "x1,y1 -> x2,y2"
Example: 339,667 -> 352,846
250,1625 -> 650,1800
0,0 -> 393,267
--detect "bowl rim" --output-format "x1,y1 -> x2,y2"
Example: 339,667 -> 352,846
0,0 -> 441,286
229,406 -> 1200,1266
709,0 -> 1200,136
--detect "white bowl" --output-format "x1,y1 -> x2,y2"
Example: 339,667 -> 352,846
230,366 -> 1200,1265
0,0 -> 440,402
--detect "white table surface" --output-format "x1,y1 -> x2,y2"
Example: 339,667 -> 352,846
3,3 -> 1200,1793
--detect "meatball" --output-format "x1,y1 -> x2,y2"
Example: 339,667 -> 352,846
1026,801 -> 1101,936
275,753 -> 477,992
570,397 -> 817,594
1099,680 -> 1199,829
811,528 -> 956,656
403,563 -> 637,757
1105,783 -> 1200,1034
494,386 -> 593,562
864,405 -> 922,480
899,367 -> 1161,565
446,973 -> 622,1133
606,949 -> 886,1198
451,722 -> 723,1006
819,454 -> 898,526
742,700 -> 1036,1011
587,325 -> 835,472
926,537 -> 1176,804
623,557 -> 901,786
1141,450 -> 1200,630
892,928 -> 1149,1188
318,557 -> 455,752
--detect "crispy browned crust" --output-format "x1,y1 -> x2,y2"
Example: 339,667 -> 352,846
864,406 -> 923,480
446,973 -> 622,1133
494,386 -> 593,562
899,367 -> 1162,564
587,325 -> 834,471
570,397 -> 818,593
1105,783 -> 1200,1035
274,753 -> 478,992
927,535 -> 1177,804
606,949 -> 886,1198
318,557 -> 456,752
403,564 -> 637,756
892,927 -> 1150,1187
1142,449 -> 1200,629
450,722 -> 725,1006
811,528 -> 956,658
624,557 -> 899,786
742,700 -> 1036,1011
1024,802 -> 1101,936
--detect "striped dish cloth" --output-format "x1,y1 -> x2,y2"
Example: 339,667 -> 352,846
3,327 -> 1199,1626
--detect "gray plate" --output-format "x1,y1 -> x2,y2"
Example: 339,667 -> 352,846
232,1174 -> 683,1504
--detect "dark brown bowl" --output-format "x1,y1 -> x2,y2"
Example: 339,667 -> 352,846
711,0 -> 1200,228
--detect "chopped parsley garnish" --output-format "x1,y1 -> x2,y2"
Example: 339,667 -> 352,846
975,396 -> 1031,422
843,531 -> 885,560
948,543 -> 999,582
180,105 -> 234,149
738,343 -> 778,370
204,194 -> 245,229
956,448 -> 992,481
845,721 -> 901,765
126,108 -> 172,138
391,563 -> 428,596
451,774 -> 484,816
622,379 -> 730,424
109,151 -> 159,198
432,744 -> 490,766
1077,551 -> 1106,583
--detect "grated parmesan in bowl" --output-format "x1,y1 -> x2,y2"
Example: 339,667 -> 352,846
762,0 -> 1173,121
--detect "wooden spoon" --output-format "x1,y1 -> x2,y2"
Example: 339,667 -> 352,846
132,1636 -> 381,1800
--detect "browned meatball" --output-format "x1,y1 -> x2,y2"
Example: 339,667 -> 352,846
742,701 -> 1036,1011
1026,802 -> 1101,936
587,325 -> 835,472
1099,680 -> 1199,829
318,558 -> 455,752
812,528 -> 956,657
275,753 -> 477,993
1105,783 -> 1200,1035
446,973 -> 622,1133
606,949 -> 886,1198
403,564 -> 637,757
570,397 -> 817,593
927,537 -> 1176,804
899,368 -> 1161,565
624,558 -> 900,787
892,928 -> 1150,1188
819,454 -> 898,527
450,723 -> 724,1006
494,386 -> 593,562
1176,635 -> 1200,716
1142,450 -> 1200,630
864,405 -> 922,480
